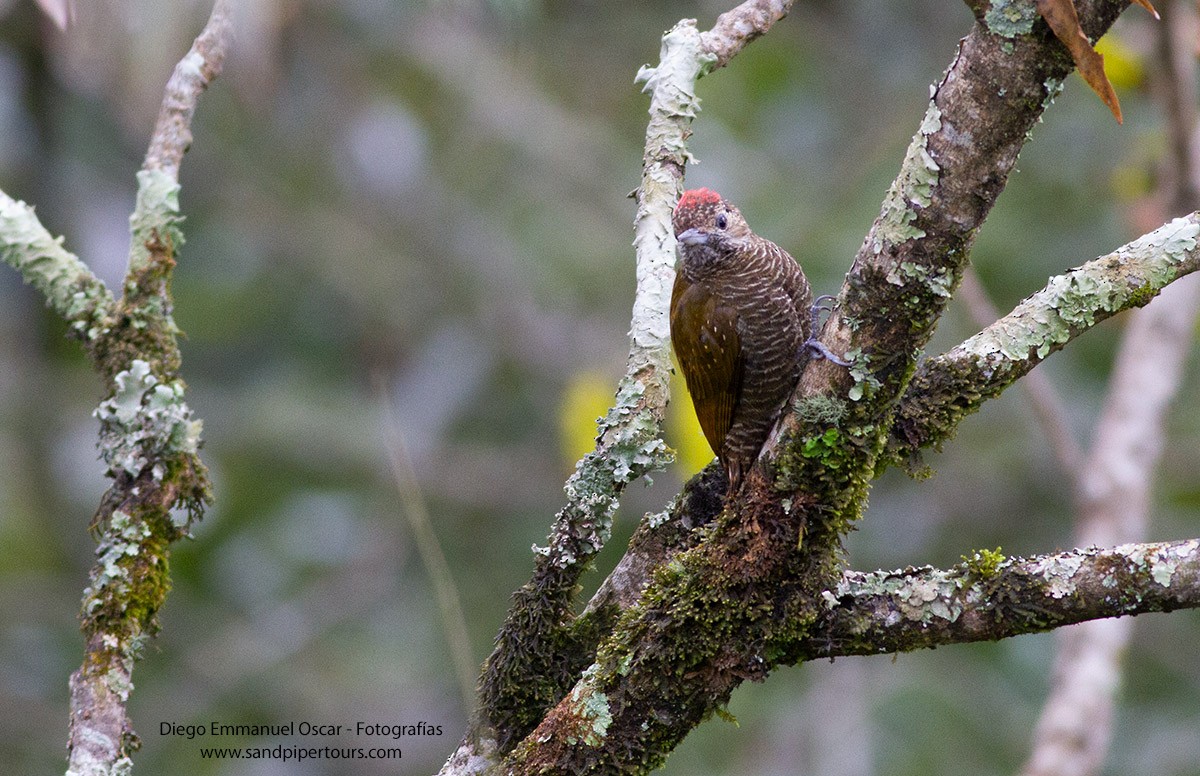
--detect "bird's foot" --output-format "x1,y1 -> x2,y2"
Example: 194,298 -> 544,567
806,295 -> 851,366
805,338 -> 852,366
809,294 -> 839,331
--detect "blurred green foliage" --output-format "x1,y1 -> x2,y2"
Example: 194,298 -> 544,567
0,1 -> 1197,774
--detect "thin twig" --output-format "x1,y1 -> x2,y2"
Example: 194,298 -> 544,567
376,375 -> 476,713
143,0 -> 232,180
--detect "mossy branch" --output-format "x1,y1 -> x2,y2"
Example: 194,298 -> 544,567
886,213 -> 1200,469
56,3 -> 231,775
475,13 -> 748,753
478,3 -> 1142,774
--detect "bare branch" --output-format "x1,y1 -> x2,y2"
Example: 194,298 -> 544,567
142,0 -> 232,180
700,0 -> 796,69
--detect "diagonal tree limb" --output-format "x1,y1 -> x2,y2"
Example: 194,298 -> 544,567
142,0 -> 232,181
0,193 -> 115,337
885,212 -> 1200,469
956,269 -> 1085,473
472,1 -> 797,758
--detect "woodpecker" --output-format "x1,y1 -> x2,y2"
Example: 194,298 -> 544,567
670,188 -> 815,491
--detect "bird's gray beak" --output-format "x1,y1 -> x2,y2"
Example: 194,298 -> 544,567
676,228 -> 708,247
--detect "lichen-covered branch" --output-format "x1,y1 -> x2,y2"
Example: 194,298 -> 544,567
886,213 -> 1200,468
0,192 -> 115,338
454,4 -> 805,771
956,270 -> 1084,473
480,4 -> 1145,774
473,15 -> 737,756
793,540 -> 1200,659
62,4 -> 230,775
1023,10 -> 1200,774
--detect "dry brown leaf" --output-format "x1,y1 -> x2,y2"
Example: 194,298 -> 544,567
1036,0 -> 1123,124
1129,0 -> 1160,19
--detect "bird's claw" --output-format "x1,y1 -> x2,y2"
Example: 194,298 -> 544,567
805,337 -> 852,366
809,294 -> 838,331
805,296 -> 851,366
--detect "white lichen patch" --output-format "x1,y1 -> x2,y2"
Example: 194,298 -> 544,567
835,567 -> 963,624
1119,216 -> 1200,274
82,510 -> 152,614
127,169 -> 184,274
1121,540 -> 1197,588
1030,552 -> 1085,598
875,104 -> 942,250
565,668 -> 614,747
960,216 -> 1200,367
0,193 -> 114,331
94,360 -> 204,479
984,0 -> 1039,38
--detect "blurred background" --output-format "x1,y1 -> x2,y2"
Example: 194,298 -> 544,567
0,0 -> 1197,774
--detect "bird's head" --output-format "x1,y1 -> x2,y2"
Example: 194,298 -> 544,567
672,188 -> 752,273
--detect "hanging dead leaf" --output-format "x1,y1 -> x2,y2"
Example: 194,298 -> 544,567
1129,0 -> 1160,20
1036,0 -> 1122,124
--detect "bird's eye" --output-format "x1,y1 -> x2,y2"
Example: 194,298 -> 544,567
715,213 -> 728,230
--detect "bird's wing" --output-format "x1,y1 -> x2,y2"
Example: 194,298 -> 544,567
670,276 -> 743,456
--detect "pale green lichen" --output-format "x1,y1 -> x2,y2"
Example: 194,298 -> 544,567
833,567 -> 964,624
0,192 -> 115,331
885,261 -> 954,298
564,669 -> 614,746
1030,552 -> 1085,598
535,377 -> 674,564
793,395 -> 847,427
1123,541 -> 1186,587
635,20 -> 717,126
82,510 -> 152,614
984,0 -> 1039,38
874,104 -> 942,250
547,20 -> 712,574
632,19 -> 714,353
843,349 -> 882,402
127,169 -> 184,277
646,507 -> 672,529
1119,216 -> 1200,269
94,360 -> 204,480
960,217 -> 1200,367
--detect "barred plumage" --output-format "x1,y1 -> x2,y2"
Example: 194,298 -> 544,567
670,188 -> 811,490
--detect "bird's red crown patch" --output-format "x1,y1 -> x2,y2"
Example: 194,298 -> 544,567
675,188 -> 723,213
